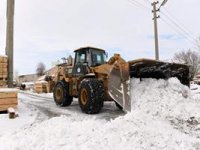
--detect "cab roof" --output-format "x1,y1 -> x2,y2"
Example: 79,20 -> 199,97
74,46 -> 105,52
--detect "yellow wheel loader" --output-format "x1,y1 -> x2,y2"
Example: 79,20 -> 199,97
52,47 -> 189,114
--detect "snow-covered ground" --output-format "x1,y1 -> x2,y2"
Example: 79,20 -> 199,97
0,78 -> 200,150
0,100 -> 38,137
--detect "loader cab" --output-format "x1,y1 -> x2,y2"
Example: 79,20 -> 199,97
73,47 -> 106,76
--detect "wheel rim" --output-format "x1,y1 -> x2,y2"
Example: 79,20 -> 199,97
81,88 -> 88,105
55,87 -> 63,103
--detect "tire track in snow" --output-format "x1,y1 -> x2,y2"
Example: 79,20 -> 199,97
19,92 -> 125,123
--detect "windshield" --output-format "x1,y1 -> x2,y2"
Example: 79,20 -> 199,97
91,50 -> 106,66
75,50 -> 86,64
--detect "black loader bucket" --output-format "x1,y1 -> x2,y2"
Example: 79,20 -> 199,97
129,58 -> 190,86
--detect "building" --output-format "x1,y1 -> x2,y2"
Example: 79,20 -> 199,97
18,74 -> 38,83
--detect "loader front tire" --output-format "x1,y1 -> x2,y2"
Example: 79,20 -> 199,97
79,79 -> 104,114
53,81 -> 73,106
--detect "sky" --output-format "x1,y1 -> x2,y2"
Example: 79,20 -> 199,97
0,0 -> 199,75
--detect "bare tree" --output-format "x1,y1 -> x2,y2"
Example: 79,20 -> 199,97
36,62 -> 46,76
174,50 -> 200,80
197,37 -> 200,51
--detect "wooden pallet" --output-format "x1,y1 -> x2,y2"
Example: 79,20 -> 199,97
0,56 -> 8,88
0,80 -> 7,86
0,104 -> 17,112
0,77 -> 7,81
0,56 -> 8,63
0,74 -> 8,78
34,81 -> 48,93
0,68 -> 7,73
0,63 -> 8,68
0,82 -> 8,88
0,89 -> 18,112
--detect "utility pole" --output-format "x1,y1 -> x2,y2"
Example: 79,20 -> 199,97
5,0 -> 15,87
152,1 -> 160,60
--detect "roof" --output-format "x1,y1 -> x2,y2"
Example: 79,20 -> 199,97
74,46 -> 105,52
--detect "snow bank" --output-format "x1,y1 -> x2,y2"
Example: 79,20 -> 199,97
0,100 -> 38,137
20,90 -> 53,98
131,78 -> 200,122
191,83 -> 200,100
0,78 -> 200,150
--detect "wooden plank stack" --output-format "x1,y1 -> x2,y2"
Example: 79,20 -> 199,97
0,55 -> 8,87
34,81 -> 48,93
0,55 -> 18,112
0,88 -> 18,111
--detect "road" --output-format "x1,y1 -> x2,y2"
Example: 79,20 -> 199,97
19,91 -> 125,123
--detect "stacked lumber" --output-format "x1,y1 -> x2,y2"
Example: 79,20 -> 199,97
0,55 -> 8,87
34,81 -> 48,93
0,88 -> 18,111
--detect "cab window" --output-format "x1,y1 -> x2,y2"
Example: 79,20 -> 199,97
91,50 -> 106,66
76,51 -> 86,64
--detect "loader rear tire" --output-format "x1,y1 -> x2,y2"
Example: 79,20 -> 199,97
53,81 -> 73,106
115,102 -> 123,110
79,79 -> 105,114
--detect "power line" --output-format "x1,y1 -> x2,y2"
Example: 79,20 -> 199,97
157,2 -> 198,46
133,0 -> 151,10
141,0 -> 151,5
160,11 -> 197,44
160,11 -> 195,40
160,17 -> 198,48
162,7 -> 197,38
126,0 -> 198,49
128,0 -> 151,11
127,0 -> 144,9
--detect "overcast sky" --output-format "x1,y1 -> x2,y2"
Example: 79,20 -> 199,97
0,0 -> 199,75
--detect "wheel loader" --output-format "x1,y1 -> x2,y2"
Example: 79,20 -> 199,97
52,46 -> 189,114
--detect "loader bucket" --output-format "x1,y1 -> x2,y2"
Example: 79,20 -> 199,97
129,58 -> 190,86
108,63 -> 131,112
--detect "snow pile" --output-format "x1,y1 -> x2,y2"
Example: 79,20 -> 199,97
20,90 -> 53,98
0,78 -> 200,149
131,78 -> 200,126
190,83 -> 200,100
0,100 -> 38,137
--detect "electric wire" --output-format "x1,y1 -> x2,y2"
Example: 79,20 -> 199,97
142,0 -> 197,42
156,1 -> 197,45
127,0 -> 198,47
160,17 -> 198,49
128,0 -> 151,11
127,0 -> 144,9
162,7 -> 197,39
142,0 -> 151,5
160,11 -> 197,45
